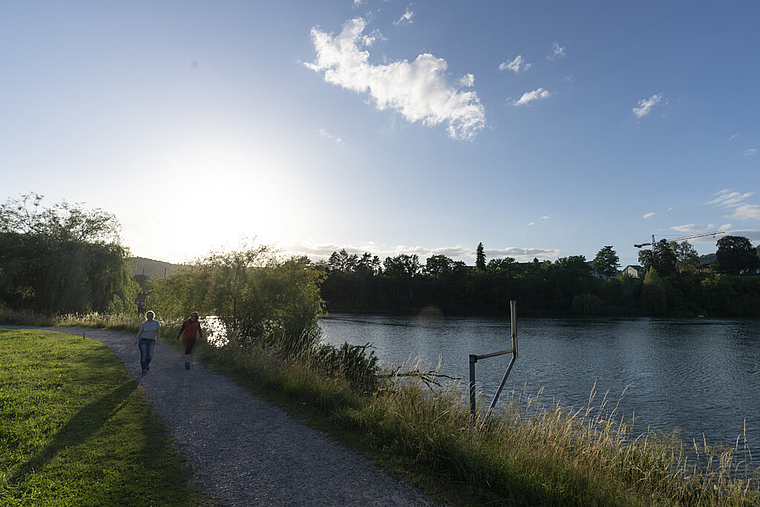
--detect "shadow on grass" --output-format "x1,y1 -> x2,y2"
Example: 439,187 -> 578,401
11,380 -> 138,483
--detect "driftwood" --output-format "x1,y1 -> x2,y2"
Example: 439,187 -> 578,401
380,364 -> 461,390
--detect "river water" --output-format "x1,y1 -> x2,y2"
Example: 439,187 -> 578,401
319,314 -> 760,457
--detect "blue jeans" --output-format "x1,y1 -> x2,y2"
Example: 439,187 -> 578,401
138,338 -> 156,373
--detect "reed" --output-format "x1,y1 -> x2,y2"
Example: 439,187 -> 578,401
197,341 -> 760,506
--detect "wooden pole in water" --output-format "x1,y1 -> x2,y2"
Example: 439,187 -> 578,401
468,354 -> 477,418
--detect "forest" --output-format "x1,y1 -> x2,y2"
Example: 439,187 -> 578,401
317,240 -> 760,317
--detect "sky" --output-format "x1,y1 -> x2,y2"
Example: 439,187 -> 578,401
2,0 -> 759,268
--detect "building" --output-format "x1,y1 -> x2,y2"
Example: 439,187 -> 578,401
622,265 -> 644,278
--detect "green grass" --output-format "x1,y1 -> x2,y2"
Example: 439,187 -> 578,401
0,308 -> 146,332
193,342 -> 760,507
3,312 -> 759,505
0,328 -> 210,506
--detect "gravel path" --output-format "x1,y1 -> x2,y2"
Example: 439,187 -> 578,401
7,326 -> 439,506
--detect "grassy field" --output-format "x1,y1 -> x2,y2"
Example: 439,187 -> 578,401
0,328 -> 209,506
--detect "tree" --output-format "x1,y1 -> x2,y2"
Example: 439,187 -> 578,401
148,245 -> 324,355
476,242 -> 486,271
674,241 -> 699,274
383,254 -> 420,279
0,193 -> 135,314
593,246 -> 620,278
424,254 -> 454,277
327,249 -> 358,273
716,235 -> 759,274
638,240 -> 677,277
641,266 -> 667,314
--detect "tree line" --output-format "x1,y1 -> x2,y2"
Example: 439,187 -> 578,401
318,238 -> 760,317
0,194 -> 136,314
2,192 -> 759,319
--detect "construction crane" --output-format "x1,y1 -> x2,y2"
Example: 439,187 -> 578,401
634,231 -> 725,250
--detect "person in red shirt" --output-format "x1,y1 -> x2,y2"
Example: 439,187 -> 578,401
177,311 -> 203,370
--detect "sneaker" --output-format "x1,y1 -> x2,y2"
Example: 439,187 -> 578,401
185,363 -> 191,370
141,370 -> 147,376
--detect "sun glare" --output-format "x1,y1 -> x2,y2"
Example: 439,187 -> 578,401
130,139 -> 312,262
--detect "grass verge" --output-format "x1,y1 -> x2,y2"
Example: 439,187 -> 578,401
0,328 -> 211,506
192,339 -> 760,507
0,309 -> 145,333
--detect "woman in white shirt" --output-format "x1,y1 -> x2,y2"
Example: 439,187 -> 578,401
135,311 -> 160,375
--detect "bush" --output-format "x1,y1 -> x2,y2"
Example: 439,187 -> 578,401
311,342 -> 380,393
147,244 -> 324,358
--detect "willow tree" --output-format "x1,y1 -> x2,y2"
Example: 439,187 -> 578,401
0,193 -> 135,314
148,244 -> 325,355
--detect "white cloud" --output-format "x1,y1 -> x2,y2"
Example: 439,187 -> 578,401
707,189 -> 760,221
306,18 -> 486,140
281,241 -> 560,262
716,228 -> 760,242
632,93 -> 665,118
318,128 -> 343,144
499,55 -> 532,73
458,73 -> 475,87
394,7 -> 414,25
671,224 -> 714,233
643,212 -> 656,219
744,148 -> 758,157
730,132 -> 741,140
726,204 -> 760,221
547,42 -> 566,60
706,189 -> 754,207
509,87 -> 550,106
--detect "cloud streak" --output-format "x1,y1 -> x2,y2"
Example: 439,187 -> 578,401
318,128 -> 343,144
707,189 -> 760,221
509,87 -> 550,106
394,7 -> 414,25
632,93 -> 664,118
671,224 -> 714,233
547,42 -> 566,60
306,18 -> 485,140
499,55 -> 531,73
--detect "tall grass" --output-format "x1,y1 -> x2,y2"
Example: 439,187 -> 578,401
0,308 -> 144,332
195,338 -> 759,506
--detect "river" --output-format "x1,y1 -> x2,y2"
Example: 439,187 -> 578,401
319,313 -> 760,458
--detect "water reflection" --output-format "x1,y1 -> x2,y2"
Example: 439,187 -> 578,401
320,314 -> 760,459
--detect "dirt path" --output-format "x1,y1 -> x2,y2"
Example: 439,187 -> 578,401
8,326 -> 438,506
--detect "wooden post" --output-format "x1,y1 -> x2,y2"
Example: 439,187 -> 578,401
469,354 -> 477,419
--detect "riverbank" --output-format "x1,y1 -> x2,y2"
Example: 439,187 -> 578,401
3,313 -> 759,505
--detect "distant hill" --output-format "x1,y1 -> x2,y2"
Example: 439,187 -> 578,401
130,257 -> 187,277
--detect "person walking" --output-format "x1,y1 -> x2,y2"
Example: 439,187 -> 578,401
135,311 -> 160,375
177,311 -> 203,370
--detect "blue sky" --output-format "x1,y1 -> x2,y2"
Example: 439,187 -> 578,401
2,0 -> 758,267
